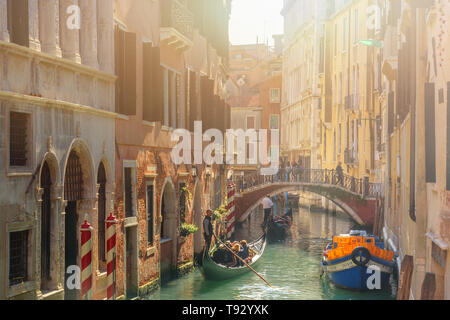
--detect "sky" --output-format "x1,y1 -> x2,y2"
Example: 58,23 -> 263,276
229,0 -> 284,46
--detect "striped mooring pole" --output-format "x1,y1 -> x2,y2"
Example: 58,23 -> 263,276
80,219 -> 93,300
106,213 -> 118,300
226,183 -> 236,239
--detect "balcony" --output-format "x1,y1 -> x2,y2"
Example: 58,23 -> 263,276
344,148 -> 358,165
160,0 -> 194,52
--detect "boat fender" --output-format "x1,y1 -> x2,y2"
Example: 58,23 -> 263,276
351,247 -> 371,267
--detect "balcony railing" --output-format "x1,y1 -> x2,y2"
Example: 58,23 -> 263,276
231,168 -> 382,198
160,0 -> 194,40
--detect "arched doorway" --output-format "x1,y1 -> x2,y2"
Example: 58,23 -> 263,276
40,162 -> 52,290
63,144 -> 94,300
160,179 -> 176,283
97,162 -> 107,272
64,151 -> 83,300
193,181 -> 203,257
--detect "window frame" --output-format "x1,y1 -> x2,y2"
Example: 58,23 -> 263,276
123,160 -> 138,218
7,221 -> 34,297
269,114 -> 280,130
7,108 -> 34,175
270,88 -> 281,104
145,180 -> 155,247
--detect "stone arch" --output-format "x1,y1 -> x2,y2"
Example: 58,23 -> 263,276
62,138 -> 95,300
160,177 -> 177,277
192,179 -> 203,255
62,138 -> 96,202
237,185 -> 365,226
37,152 -> 61,292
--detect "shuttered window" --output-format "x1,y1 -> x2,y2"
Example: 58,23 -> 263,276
425,82 -> 436,183
124,167 -> 134,218
388,92 -> 395,135
143,44 -> 163,122
189,70 -> 197,131
115,27 -> 136,115
201,77 -> 214,131
146,184 -> 154,246
447,82 -> 450,190
9,112 -> 29,167
7,0 -> 29,47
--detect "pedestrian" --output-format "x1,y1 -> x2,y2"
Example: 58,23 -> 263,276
298,160 -> 304,182
261,194 -> 274,231
203,209 -> 214,253
336,162 -> 344,186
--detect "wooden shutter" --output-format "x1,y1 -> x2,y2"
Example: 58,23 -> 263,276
8,0 -> 29,47
143,44 -> 163,122
388,92 -> 395,135
114,27 -> 136,115
201,78 -> 214,131
447,82 -> 450,190
425,82 -> 436,183
114,26 -> 124,114
124,31 -> 137,115
189,71 -> 197,131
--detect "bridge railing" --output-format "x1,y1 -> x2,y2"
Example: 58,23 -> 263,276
231,168 -> 382,199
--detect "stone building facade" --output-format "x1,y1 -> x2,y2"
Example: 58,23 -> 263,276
0,0 -> 116,300
381,0 -> 450,300
281,0 -> 326,169
112,0 -> 231,299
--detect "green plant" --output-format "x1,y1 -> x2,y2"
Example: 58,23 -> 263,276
180,223 -> 198,237
213,203 -> 228,221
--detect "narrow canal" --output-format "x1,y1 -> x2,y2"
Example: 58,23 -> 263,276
145,193 -> 397,300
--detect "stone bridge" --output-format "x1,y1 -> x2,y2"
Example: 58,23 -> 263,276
231,169 -> 382,226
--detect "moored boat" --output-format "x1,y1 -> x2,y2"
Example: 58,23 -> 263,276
267,208 -> 292,243
200,234 -> 267,281
321,230 -> 394,290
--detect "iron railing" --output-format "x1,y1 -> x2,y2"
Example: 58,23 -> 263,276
160,0 -> 194,40
231,168 -> 382,199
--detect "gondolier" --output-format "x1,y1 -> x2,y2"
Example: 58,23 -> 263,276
261,194 -> 274,231
203,209 -> 214,252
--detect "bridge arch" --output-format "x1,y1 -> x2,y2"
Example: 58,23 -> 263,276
235,184 -> 376,226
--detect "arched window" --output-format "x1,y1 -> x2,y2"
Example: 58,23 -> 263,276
97,162 -> 107,271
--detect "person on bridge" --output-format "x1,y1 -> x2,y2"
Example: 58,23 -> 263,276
336,162 -> 344,186
261,194 -> 274,232
203,209 -> 214,253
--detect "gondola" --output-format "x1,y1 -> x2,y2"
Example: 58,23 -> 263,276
267,208 -> 292,243
200,233 -> 267,281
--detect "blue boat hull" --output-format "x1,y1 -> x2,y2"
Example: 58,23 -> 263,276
322,255 -> 393,290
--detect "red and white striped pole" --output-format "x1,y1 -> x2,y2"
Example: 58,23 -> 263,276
226,183 -> 236,239
106,213 -> 118,300
80,219 -> 93,300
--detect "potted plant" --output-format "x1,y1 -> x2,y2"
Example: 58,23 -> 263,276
179,223 -> 199,239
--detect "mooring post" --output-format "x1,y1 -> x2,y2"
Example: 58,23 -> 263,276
106,212 -> 118,300
80,219 -> 93,300
397,255 -> 414,300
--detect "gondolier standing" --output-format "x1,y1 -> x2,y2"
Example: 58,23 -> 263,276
203,209 -> 214,252
261,194 -> 274,231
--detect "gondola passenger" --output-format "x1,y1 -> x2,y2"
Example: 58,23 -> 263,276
239,240 -> 250,261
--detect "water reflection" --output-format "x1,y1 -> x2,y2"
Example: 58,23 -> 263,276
145,192 -> 396,300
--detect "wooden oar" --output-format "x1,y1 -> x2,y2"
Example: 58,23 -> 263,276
212,232 -> 274,288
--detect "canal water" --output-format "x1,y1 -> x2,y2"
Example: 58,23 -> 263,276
145,193 -> 397,300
